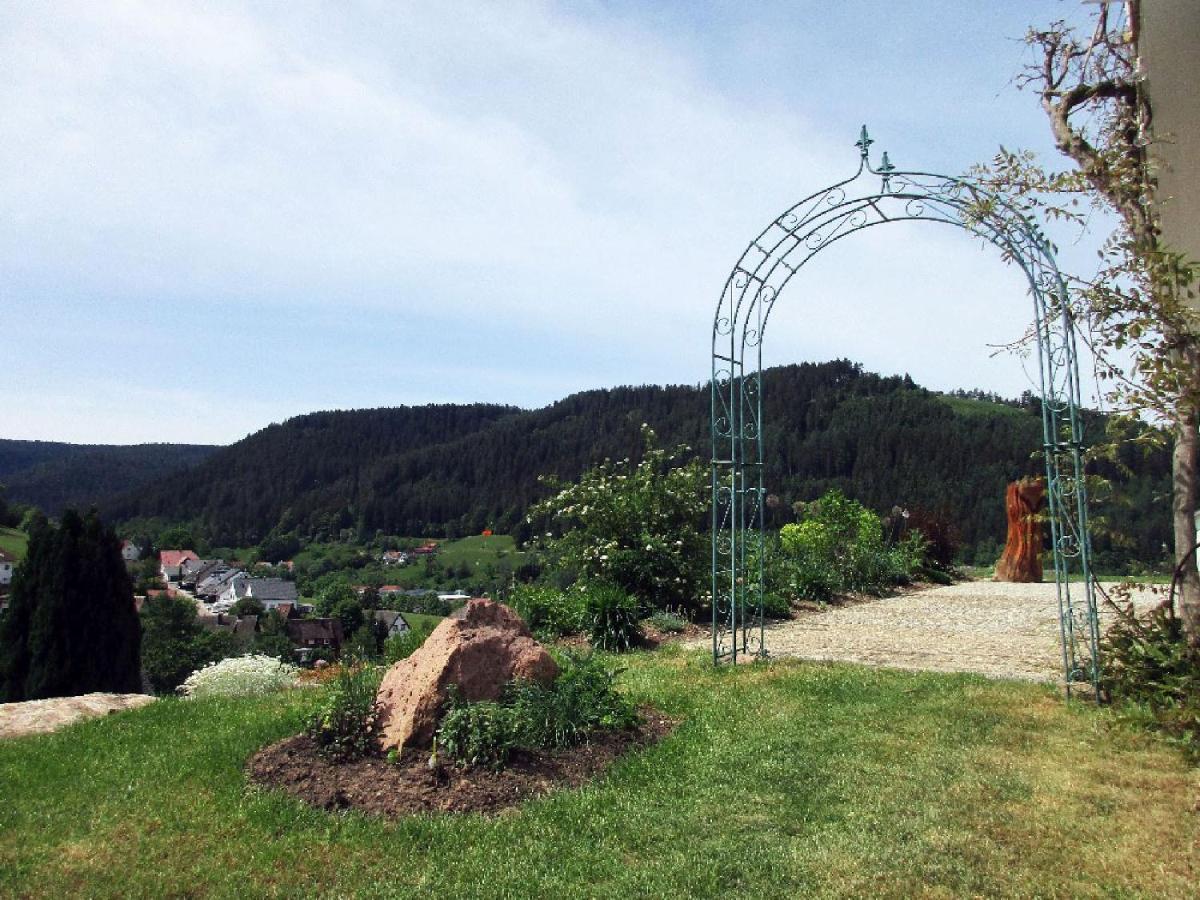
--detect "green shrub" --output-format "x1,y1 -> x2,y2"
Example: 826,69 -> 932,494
305,662 -> 384,761
435,651 -> 639,768
436,686 -> 520,768
645,610 -> 688,633
508,651 -> 638,748
760,592 -> 792,620
1100,598 -> 1200,756
779,490 -> 926,598
509,583 -> 588,639
584,582 -> 642,652
383,622 -> 436,664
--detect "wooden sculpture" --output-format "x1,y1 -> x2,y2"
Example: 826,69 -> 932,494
994,477 -> 1045,583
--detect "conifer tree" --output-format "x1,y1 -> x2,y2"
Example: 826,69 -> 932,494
0,510 -> 141,701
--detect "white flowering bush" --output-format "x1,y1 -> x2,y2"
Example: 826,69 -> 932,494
178,654 -> 300,699
527,425 -> 708,612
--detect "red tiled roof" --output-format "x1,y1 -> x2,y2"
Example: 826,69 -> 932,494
379,585 -> 401,593
159,550 -> 199,567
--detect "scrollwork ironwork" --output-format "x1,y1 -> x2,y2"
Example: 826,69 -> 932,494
711,126 -> 1099,694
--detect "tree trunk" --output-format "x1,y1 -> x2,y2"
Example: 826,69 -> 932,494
995,478 -> 1045,583
1172,399 -> 1200,649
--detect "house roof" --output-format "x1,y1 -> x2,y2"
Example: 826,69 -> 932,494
159,550 -> 200,567
374,609 -> 411,631
245,578 -> 298,602
287,618 -> 344,644
0,549 -> 15,564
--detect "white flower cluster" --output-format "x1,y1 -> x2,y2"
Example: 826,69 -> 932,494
178,654 -> 300,700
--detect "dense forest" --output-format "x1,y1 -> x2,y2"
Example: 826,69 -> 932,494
0,441 -> 217,514
93,361 -> 1170,569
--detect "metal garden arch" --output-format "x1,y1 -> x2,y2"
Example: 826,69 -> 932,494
710,127 -> 1101,696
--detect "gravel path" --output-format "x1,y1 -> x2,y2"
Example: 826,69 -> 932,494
0,693 -> 155,740
689,581 -> 1166,682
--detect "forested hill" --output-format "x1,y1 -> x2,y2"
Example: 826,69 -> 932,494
0,440 -> 218,515
105,360 -> 1171,567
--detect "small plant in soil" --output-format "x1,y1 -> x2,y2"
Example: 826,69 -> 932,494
304,661 -> 384,762
645,610 -> 688,633
583,582 -> 642,652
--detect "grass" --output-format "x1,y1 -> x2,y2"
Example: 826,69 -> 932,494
434,534 -> 526,569
937,394 -> 1027,419
0,526 -> 27,562
1,651 -> 1196,898
399,611 -> 444,632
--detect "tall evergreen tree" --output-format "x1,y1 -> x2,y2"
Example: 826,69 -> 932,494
0,510 -> 141,701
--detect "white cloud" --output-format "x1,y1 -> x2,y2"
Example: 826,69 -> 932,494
0,1 -> 1102,443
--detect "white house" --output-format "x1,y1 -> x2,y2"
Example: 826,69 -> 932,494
0,548 -> 14,587
120,540 -> 142,563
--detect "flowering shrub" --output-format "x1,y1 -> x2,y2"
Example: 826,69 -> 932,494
527,425 -> 708,612
178,654 -> 300,699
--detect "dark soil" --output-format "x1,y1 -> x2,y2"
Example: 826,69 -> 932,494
246,708 -> 677,818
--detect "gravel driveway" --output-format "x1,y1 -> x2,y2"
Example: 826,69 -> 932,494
690,581 -> 1166,682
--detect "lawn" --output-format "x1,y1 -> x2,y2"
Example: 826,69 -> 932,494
0,651 -> 1195,898
0,526 -> 27,562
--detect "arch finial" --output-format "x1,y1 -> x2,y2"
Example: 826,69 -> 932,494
854,125 -> 873,159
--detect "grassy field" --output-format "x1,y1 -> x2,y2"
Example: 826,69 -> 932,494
0,650 -> 1195,898
399,611 -> 444,632
937,394 -> 1027,419
434,533 -> 525,568
0,526 -> 27,561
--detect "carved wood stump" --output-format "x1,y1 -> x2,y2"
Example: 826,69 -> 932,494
994,477 -> 1045,583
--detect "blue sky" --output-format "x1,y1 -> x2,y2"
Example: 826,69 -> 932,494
0,1 -> 1101,445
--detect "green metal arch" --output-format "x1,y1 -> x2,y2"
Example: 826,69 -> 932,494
710,127 -> 1100,697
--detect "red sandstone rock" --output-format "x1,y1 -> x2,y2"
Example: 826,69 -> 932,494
375,599 -> 559,751
994,477 -> 1045,583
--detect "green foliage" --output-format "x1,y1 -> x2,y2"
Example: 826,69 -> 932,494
304,663 -> 384,761
1100,598 -> 1200,756
435,686 -> 520,768
508,583 -> 587,639
382,621 -> 437,664
347,623 -> 386,662
528,425 -> 708,612
436,652 -> 638,768
232,596 -> 265,618
140,593 -> 238,694
252,610 -> 294,661
315,585 -> 366,637
760,592 -> 792,620
777,490 -> 926,600
509,651 -> 638,748
77,361 -> 1170,572
583,582 -> 642,652
0,509 -> 141,701
644,610 -> 688,633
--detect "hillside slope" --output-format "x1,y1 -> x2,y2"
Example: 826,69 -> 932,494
106,361 -> 1171,567
0,441 -> 218,514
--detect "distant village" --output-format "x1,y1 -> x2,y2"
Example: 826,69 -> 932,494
130,540 -> 466,662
